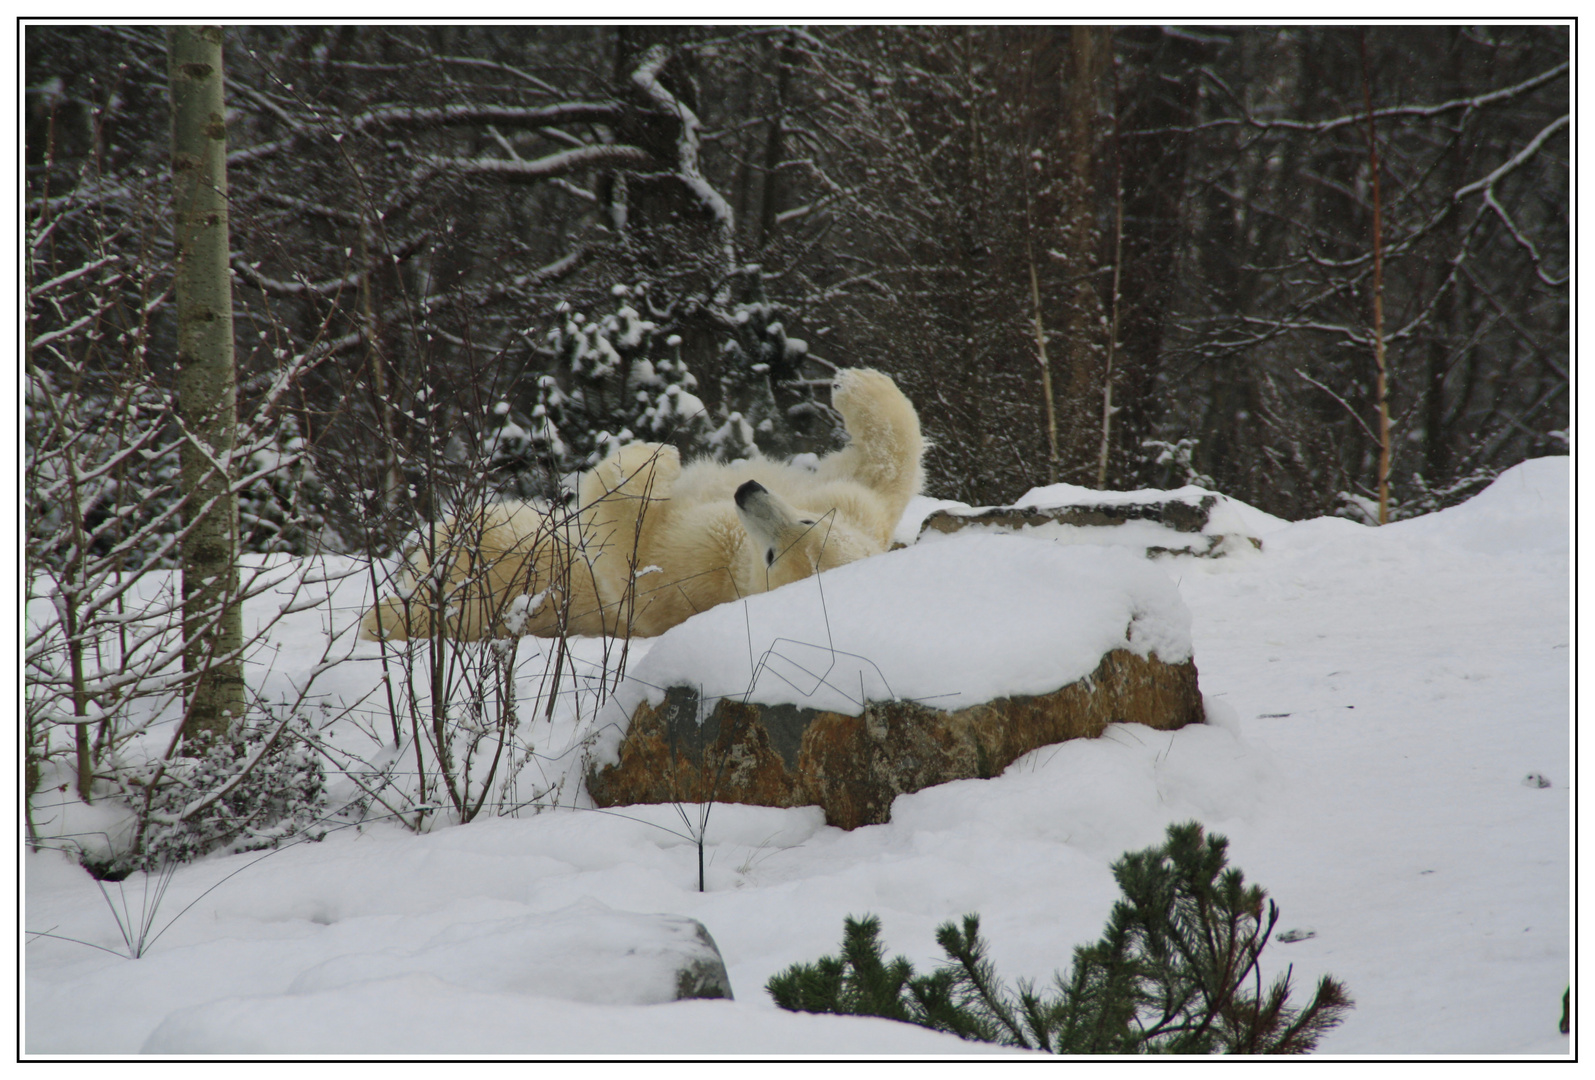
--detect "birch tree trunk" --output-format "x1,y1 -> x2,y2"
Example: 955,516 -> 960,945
169,25 -> 244,744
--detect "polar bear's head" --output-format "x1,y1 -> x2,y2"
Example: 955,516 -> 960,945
735,480 -> 819,570
734,479 -> 880,590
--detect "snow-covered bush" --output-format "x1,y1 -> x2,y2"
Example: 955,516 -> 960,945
114,711 -> 328,878
349,488 -> 624,831
488,283 -> 840,499
717,296 -> 833,461
26,181 -> 350,875
475,396 -> 565,502
524,286 -> 716,480
1142,437 -> 1216,491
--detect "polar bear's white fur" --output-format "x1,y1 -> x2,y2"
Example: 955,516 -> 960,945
361,367 -> 922,641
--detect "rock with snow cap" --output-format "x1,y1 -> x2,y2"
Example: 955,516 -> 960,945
582,534 -> 1204,829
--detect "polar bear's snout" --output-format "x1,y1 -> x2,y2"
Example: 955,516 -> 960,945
734,481 -> 786,567
734,479 -> 766,509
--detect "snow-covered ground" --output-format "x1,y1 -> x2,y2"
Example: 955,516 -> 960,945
23,457 -> 1571,1057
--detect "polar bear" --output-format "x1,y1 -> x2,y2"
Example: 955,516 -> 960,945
361,367 -> 922,641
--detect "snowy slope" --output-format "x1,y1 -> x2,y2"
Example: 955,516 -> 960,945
23,458 -> 1570,1057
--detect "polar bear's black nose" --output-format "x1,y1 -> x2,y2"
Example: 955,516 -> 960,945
734,480 -> 766,509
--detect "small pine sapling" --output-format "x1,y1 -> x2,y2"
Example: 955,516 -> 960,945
1065,820 -> 1353,1053
767,822 -> 1353,1055
766,915 -> 983,1038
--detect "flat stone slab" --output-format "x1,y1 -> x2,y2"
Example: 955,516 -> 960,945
917,494 -> 1262,557
587,647 -> 1204,830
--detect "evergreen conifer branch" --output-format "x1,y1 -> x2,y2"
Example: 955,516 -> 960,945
767,822 -> 1353,1055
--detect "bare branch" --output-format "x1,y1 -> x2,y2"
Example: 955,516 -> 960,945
1296,369 -> 1382,446
1454,114 -> 1569,199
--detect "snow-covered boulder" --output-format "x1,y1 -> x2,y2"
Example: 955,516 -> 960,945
140,899 -> 732,1053
283,898 -> 731,1003
583,534 -> 1204,828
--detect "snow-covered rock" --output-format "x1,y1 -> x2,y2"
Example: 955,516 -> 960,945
589,647 -> 1203,829
581,533 -> 1203,827
581,533 -> 1196,770
140,898 -> 732,1053
910,484 -> 1270,558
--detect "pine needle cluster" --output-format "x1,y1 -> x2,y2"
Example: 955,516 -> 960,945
767,821 -> 1352,1054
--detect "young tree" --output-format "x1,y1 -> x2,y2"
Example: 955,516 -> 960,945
168,25 -> 244,745
770,822 -> 1353,1054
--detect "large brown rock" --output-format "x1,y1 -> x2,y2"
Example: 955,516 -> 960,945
587,647 -> 1204,830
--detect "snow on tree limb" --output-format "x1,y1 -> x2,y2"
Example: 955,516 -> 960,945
28,254 -> 119,300
1454,113 -> 1570,200
347,101 -> 622,133
1452,113 -> 1570,286
1130,60 -> 1568,137
421,142 -> 652,182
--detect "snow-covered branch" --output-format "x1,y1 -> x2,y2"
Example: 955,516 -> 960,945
29,254 -> 119,299
231,258 -> 360,299
348,101 -> 622,134
1296,369 -> 1382,445
420,143 -> 651,182
1135,60 -> 1568,138
1454,113 -> 1569,200
1449,113 -> 1570,287
228,101 -> 623,167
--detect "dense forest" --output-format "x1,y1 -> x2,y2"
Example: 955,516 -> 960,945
27,24 -> 1568,563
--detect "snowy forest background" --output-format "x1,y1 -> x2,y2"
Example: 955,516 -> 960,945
24,25 -> 1568,878
28,25 -> 1568,555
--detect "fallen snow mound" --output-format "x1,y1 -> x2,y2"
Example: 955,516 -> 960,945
1388,456 -> 1568,556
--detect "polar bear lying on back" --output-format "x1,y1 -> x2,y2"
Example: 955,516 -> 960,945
360,367 -> 923,641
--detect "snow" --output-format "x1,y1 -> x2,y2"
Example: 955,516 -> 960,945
22,458 -> 1571,1058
